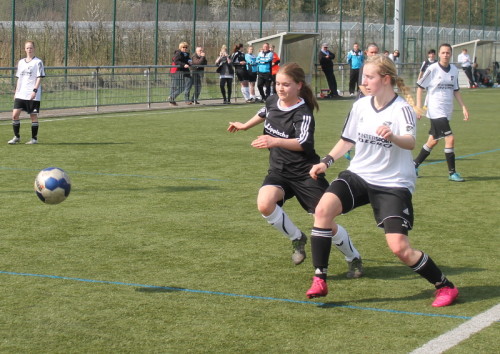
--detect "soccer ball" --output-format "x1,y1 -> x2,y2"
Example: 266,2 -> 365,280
34,167 -> 72,204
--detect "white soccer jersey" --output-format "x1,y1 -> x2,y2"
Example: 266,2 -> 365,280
417,62 -> 459,120
342,95 -> 417,193
15,57 -> 45,101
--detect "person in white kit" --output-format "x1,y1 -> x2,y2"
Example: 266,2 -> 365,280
9,40 -> 45,145
305,54 -> 459,308
457,48 -> 477,88
413,43 -> 470,182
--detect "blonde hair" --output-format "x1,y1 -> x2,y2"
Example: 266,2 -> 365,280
278,62 -> 319,112
178,42 -> 189,50
365,55 -> 424,116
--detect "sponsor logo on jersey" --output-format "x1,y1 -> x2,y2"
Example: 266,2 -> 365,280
357,132 -> 392,148
264,122 -> 289,138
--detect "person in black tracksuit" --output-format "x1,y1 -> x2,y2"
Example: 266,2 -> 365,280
318,43 -> 338,98
231,43 -> 252,102
227,62 -> 362,273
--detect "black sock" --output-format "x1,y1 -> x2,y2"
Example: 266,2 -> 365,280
414,145 -> 432,167
13,121 -> 20,138
311,227 -> 332,279
410,253 -> 454,289
445,149 -> 456,174
31,122 -> 39,140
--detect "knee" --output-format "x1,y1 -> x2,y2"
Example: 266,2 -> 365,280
257,201 -> 276,216
389,243 -> 414,263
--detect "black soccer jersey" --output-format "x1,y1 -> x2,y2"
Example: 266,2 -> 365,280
257,95 -> 320,179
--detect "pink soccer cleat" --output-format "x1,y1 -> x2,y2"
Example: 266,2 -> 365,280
306,276 -> 328,299
432,286 -> 459,307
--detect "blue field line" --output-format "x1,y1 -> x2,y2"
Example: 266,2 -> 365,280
0,166 -> 229,182
420,148 -> 500,167
1,270 -> 471,320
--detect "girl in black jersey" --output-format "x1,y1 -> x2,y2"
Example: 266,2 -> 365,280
228,63 -> 363,275
230,43 -> 251,102
306,55 -> 458,307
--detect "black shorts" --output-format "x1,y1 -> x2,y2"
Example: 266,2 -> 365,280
429,117 -> 452,140
262,171 -> 329,214
326,170 -> 414,233
14,99 -> 41,114
247,71 -> 257,83
235,68 -> 249,82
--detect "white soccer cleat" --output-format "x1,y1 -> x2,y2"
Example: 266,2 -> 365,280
8,136 -> 20,144
25,138 -> 38,145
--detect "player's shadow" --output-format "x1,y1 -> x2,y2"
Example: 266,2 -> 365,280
135,285 -> 186,293
327,264 -> 484,281
318,285 -> 500,308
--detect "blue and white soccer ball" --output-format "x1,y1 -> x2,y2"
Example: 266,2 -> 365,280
34,167 -> 72,204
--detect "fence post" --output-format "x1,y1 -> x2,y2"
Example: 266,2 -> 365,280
94,68 -> 99,112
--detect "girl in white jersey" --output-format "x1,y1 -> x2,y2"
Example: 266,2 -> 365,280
413,43 -> 469,182
306,55 -> 459,307
9,40 -> 45,145
227,63 -> 363,277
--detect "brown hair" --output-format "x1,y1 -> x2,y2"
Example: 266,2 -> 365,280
365,55 -> 424,115
233,43 -> 243,53
278,62 -> 319,112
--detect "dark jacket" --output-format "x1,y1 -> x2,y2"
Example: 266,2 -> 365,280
215,55 -> 234,76
173,50 -> 191,74
191,53 -> 207,71
319,50 -> 335,69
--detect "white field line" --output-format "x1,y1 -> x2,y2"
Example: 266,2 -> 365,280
410,303 -> 500,354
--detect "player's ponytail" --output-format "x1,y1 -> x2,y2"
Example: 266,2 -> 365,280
395,77 -> 425,116
278,62 -> 319,112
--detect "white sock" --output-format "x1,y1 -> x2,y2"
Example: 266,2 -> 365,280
263,205 -> 302,241
243,86 -> 251,100
331,225 -> 360,262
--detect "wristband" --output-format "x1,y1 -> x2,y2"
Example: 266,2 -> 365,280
321,155 -> 334,168
33,89 -> 38,93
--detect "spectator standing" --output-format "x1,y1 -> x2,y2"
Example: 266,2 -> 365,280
189,46 -> 207,105
457,48 -> 477,88
168,42 -> 192,106
216,45 -> 234,104
245,46 -> 258,102
256,43 -> 274,102
8,40 -> 45,145
318,43 -> 339,98
231,43 -> 252,102
388,50 -> 400,63
418,49 -> 436,80
270,44 -> 281,95
347,43 -> 363,97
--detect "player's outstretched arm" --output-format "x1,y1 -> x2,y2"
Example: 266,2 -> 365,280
227,114 -> 264,133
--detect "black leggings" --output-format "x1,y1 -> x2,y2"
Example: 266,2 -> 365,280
220,78 -> 233,101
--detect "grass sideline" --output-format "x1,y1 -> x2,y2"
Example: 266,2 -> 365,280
0,90 -> 498,352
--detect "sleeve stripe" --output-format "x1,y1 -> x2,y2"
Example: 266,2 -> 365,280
297,114 -> 311,145
402,105 -> 416,127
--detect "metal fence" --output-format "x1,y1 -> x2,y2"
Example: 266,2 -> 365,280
1,1 -> 498,69
0,63 -> 424,114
